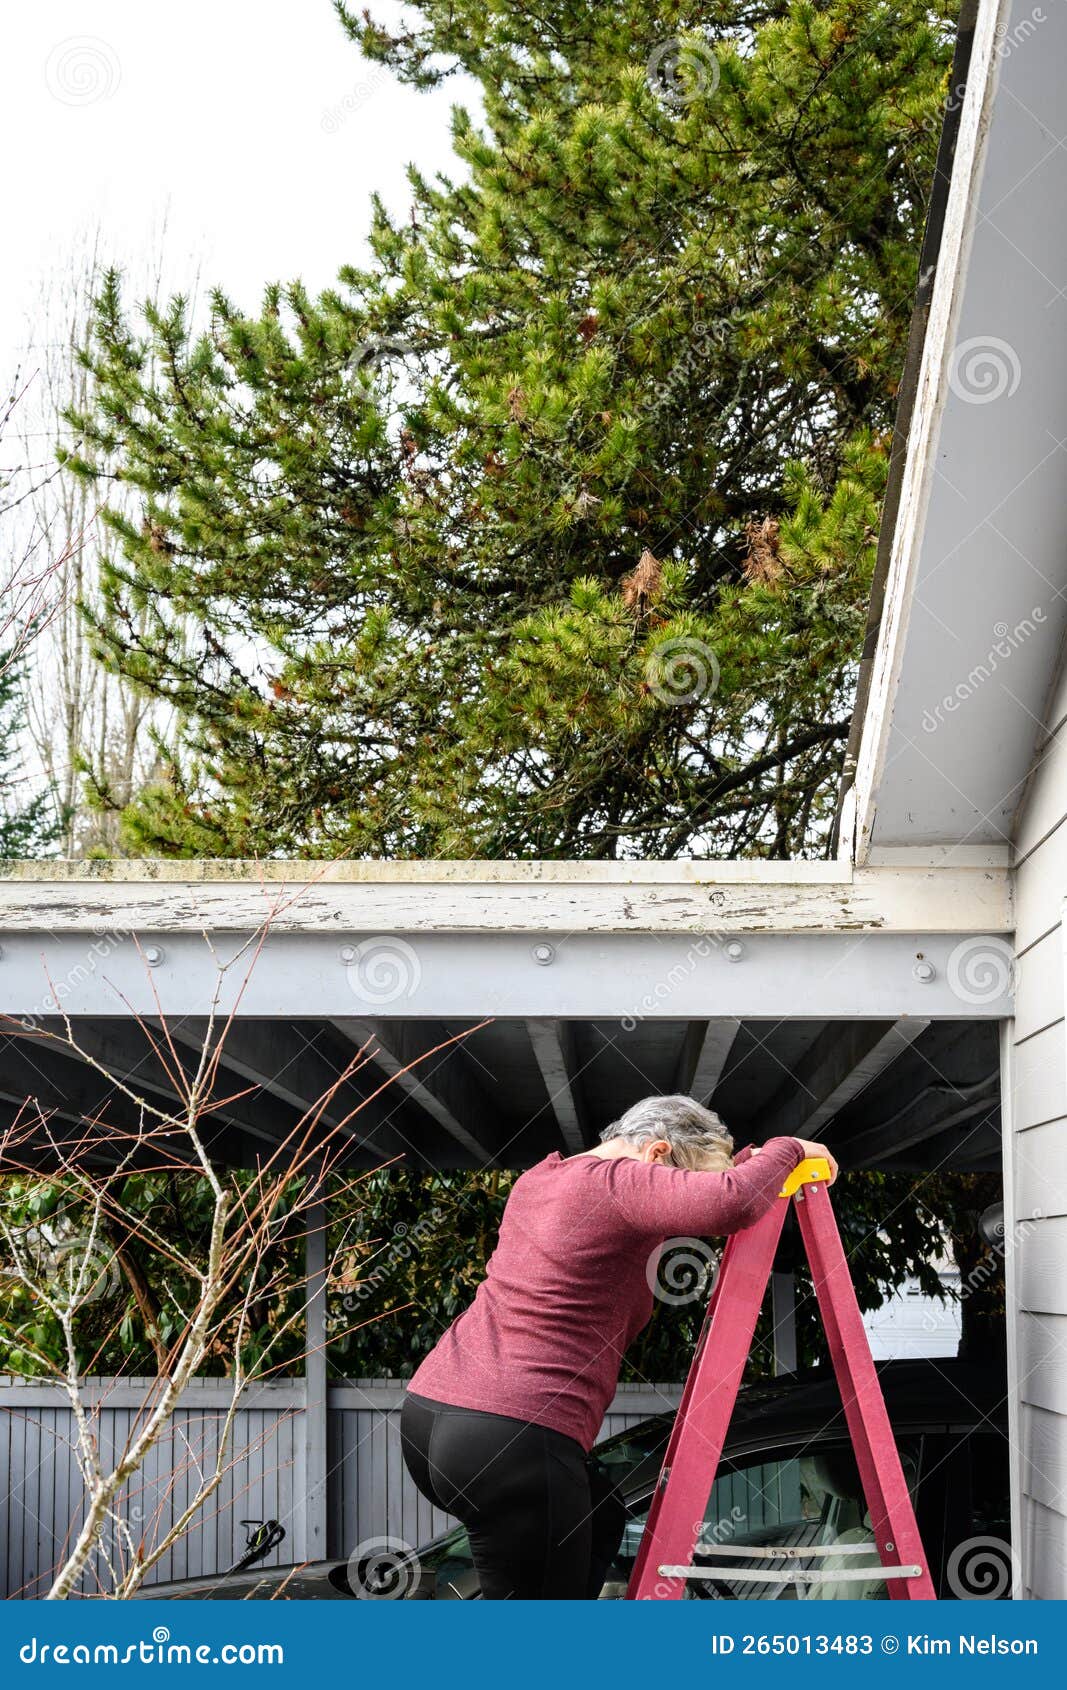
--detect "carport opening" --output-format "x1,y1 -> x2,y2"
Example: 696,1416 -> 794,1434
4,1009 -> 1005,1374
0,1007 -> 1010,1598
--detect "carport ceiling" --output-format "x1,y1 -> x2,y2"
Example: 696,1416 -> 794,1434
1,1015 -> 1000,1175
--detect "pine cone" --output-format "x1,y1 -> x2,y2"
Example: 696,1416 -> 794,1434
622,547 -> 664,614
743,517 -> 783,583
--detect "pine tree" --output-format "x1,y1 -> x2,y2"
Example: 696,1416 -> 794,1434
0,651 -> 60,858
67,0 -> 958,858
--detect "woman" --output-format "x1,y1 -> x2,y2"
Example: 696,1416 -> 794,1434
401,1095 -> 837,1599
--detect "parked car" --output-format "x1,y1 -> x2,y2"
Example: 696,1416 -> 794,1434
139,1358 -> 1010,1600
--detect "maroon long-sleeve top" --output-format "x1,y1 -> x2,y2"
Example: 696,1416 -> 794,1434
408,1138 -> 805,1450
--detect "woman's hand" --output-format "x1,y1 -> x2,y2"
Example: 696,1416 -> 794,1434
794,1139 -> 839,1184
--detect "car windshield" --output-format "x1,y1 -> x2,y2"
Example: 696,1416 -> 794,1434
606,1439 -> 922,1600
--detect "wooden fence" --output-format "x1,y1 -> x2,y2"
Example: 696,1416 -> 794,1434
0,1377 -> 682,1597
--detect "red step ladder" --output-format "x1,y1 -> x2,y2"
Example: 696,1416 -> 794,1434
627,1154 -> 937,1600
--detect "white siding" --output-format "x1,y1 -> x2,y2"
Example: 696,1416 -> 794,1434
863,1273 -> 961,1360
1009,649 -> 1067,1597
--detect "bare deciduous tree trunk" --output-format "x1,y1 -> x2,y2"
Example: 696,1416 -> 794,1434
14,222 -> 192,855
0,910 -> 467,1599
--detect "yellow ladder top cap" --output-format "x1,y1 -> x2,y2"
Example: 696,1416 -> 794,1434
778,1156 -> 833,1198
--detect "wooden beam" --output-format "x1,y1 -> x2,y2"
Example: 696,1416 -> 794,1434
761,1019 -> 930,1141
161,1018 -> 416,1161
0,1035 -> 191,1145
673,1019 -> 740,1105
526,1020 -> 587,1153
0,857 -> 1013,936
332,1019 -> 502,1165
0,1061 -> 253,1171
848,0 -> 1017,864
10,1018 -> 306,1152
0,1024 -> 390,1170
845,1075 -> 999,1165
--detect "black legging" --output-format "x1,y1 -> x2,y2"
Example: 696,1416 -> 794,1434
400,1392 -> 626,1599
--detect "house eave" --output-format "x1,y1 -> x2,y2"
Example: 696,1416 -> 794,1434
0,854 -> 1012,935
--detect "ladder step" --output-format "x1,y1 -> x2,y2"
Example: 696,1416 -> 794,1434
693,1542 -> 885,1559
659,1564 -> 924,1585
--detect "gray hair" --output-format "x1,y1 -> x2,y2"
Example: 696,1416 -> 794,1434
600,1094 -> 734,1171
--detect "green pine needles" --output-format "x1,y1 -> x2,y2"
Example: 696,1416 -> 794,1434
65,0 -> 958,859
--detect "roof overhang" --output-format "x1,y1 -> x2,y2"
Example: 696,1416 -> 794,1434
845,0 -> 1067,857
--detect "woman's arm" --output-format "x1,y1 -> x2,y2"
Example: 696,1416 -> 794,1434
604,1137 -> 807,1237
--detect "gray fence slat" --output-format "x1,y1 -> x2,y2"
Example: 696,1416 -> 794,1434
10,1410 -> 26,1598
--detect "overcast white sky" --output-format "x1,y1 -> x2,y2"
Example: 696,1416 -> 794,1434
1,0 -> 474,390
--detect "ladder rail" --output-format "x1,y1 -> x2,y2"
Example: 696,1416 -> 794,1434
626,1199 -> 788,1601
626,1155 -> 936,1602
794,1180 -> 936,1600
